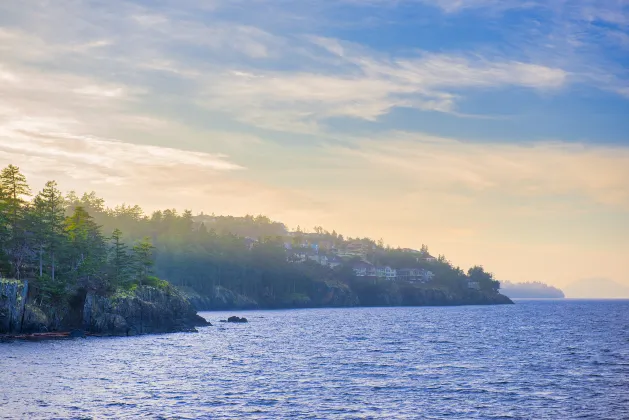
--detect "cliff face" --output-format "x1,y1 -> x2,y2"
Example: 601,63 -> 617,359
183,280 -> 512,311
265,281 -> 359,309
181,280 -> 360,311
83,286 -> 208,336
179,286 -> 260,311
1,279 -> 207,336
0,280 -> 28,334
355,282 -> 513,307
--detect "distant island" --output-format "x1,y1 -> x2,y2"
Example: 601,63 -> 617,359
1,164 -> 511,338
500,281 -> 565,299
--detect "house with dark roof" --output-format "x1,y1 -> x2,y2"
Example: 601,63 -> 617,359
352,261 -> 374,277
397,268 -> 435,283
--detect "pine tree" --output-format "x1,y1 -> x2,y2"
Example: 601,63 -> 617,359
0,165 -> 32,278
133,237 -> 155,286
32,181 -> 66,280
64,206 -> 106,289
109,228 -> 133,287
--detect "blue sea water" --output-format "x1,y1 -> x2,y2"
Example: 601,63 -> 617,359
1,300 -> 628,419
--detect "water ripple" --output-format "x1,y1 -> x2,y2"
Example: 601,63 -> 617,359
1,300 -> 628,419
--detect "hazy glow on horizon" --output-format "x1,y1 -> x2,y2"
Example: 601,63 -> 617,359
1,0 -> 628,296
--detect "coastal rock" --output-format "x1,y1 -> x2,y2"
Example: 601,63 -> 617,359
0,279 -> 28,334
3,279 -> 210,338
21,304 -> 50,333
69,329 -> 86,338
83,285 -> 210,336
227,316 -> 248,323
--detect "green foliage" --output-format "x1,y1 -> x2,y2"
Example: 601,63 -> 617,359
31,180 -> 65,280
132,237 -> 155,286
468,265 -> 500,291
109,228 -> 134,287
0,162 -> 502,309
0,165 -> 32,279
143,275 -> 170,290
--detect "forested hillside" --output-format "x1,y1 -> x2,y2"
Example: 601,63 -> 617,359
0,164 -> 507,311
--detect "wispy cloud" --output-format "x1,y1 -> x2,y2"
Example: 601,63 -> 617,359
0,0 -> 581,135
0,0 -> 628,290
0,128 -> 324,221
332,132 -> 629,209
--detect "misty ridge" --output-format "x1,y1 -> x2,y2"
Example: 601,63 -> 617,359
499,281 -> 565,299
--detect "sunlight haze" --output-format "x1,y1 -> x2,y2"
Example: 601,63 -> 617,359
1,0 -> 628,296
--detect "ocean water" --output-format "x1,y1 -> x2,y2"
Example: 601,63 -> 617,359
1,300 -> 628,419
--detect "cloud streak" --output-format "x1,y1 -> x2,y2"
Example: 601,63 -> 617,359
0,0 -> 628,291
332,132 -> 629,209
0,0 -> 579,134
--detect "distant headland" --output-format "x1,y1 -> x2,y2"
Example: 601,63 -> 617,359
500,281 -> 565,299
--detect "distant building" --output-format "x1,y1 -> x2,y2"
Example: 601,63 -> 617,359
385,266 -> 397,281
397,268 -> 434,283
374,266 -> 397,280
467,280 -> 480,290
244,237 -> 257,250
338,240 -> 371,259
352,261 -> 374,277
327,256 -> 342,269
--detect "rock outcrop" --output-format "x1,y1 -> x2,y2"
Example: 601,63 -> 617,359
0,280 -> 28,334
357,282 -> 513,307
181,280 -> 360,311
227,316 -> 248,323
182,280 -> 512,311
2,279 -> 209,336
82,286 -> 209,336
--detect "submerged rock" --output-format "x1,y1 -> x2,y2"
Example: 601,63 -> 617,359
227,316 -> 248,323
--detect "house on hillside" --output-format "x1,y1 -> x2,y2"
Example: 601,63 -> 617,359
376,266 -> 397,280
244,237 -> 257,250
397,268 -> 434,283
338,240 -> 372,259
327,256 -> 343,269
385,266 -> 397,281
352,261 -> 374,277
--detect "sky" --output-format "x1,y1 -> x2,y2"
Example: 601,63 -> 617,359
0,0 -> 628,295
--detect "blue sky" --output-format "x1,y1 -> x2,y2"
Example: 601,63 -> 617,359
0,0 -> 628,295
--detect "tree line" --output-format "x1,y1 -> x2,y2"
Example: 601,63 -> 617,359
0,165 -> 158,305
1,164 -> 499,308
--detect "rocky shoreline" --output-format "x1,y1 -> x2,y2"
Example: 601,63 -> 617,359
1,279 -> 209,340
3,278 -> 512,341
179,283 -> 513,311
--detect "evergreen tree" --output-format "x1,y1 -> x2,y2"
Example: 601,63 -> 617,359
64,206 -> 107,289
133,237 -> 155,286
0,165 -> 31,278
32,181 -> 66,280
109,228 -> 133,287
